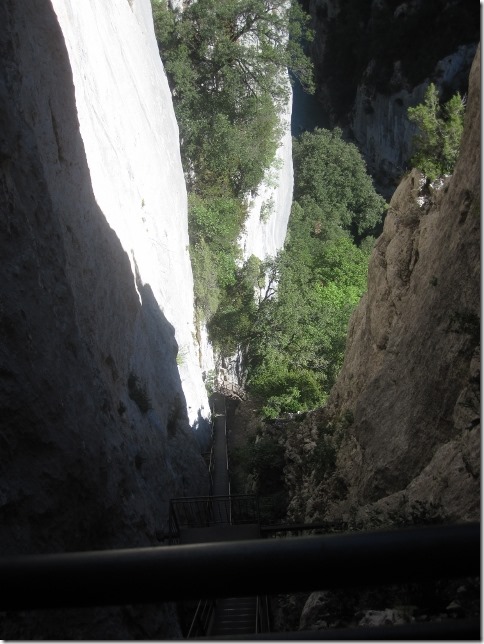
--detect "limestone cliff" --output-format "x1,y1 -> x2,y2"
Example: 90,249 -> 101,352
285,46 -> 480,528
0,0 -> 209,637
238,76 -> 294,263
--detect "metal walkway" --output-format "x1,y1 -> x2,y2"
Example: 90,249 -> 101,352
169,393 -> 267,637
211,393 -> 230,497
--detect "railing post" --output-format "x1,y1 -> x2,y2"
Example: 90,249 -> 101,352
169,501 -> 181,545
255,595 -> 260,634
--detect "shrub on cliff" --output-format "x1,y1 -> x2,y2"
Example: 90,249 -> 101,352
408,83 -> 465,181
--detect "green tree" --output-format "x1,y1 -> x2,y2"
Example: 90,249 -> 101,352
152,0 -> 314,197
408,82 -> 465,181
242,129 -> 382,418
152,0 -> 315,328
292,128 -> 387,238
243,228 -> 372,418
207,255 -> 264,355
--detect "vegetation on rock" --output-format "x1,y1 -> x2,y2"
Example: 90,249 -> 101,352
408,82 -> 465,181
152,2 -> 387,421
152,0 -> 314,323
153,2 -> 387,420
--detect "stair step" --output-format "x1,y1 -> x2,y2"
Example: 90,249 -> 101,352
214,616 -> 253,620
209,596 -> 258,636
211,624 -> 255,635
217,603 -> 254,608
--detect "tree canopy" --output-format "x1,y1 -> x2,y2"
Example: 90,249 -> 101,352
292,128 -> 386,238
151,2 -> 387,419
152,0 -> 314,197
152,0 -> 315,326
208,127 -> 386,418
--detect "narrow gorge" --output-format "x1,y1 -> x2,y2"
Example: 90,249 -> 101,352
0,0 -> 479,639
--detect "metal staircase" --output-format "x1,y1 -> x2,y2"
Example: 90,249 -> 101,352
169,393 -> 272,638
210,597 -> 257,637
186,594 -> 270,638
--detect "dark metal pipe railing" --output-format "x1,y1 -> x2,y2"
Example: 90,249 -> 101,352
0,523 -> 478,611
245,618 -> 480,640
206,404 -> 216,496
255,595 -> 271,634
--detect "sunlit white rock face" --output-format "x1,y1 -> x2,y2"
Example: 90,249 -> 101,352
51,0 -> 209,429
238,76 -> 294,263
1,0 -> 211,636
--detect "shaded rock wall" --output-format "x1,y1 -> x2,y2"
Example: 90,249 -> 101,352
0,0 -> 209,637
285,46 -> 480,528
307,0 -> 479,196
350,44 -> 476,197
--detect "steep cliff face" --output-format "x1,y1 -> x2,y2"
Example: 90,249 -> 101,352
238,77 -> 294,263
307,0 -> 479,196
350,44 -> 476,196
0,0 -> 209,637
285,46 -> 480,527
52,0 -> 210,431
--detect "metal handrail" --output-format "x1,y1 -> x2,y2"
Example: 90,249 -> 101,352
256,595 -> 270,634
169,495 -> 260,528
207,403 -> 216,496
222,395 -> 232,519
168,503 -> 181,544
0,523 -> 478,611
255,595 -> 260,634
186,598 -> 216,638
207,446 -> 214,495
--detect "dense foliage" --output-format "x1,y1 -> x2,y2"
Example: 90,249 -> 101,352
407,83 -> 465,181
152,2 -> 386,419
292,128 -> 385,239
152,0 -> 313,196
152,0 -> 313,321
211,128 -> 386,418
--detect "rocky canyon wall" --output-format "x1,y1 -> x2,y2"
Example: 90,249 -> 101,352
284,45 -> 480,529
307,0 -> 479,196
0,0 -> 209,637
350,44 -> 476,197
